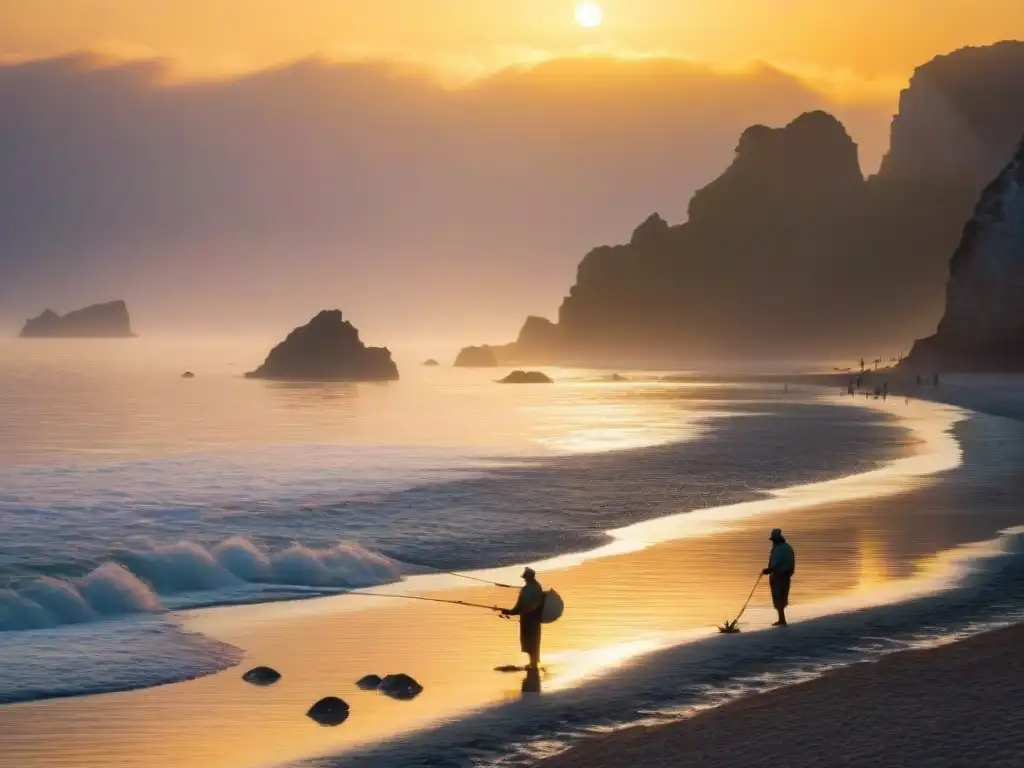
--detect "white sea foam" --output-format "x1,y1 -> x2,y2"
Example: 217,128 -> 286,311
0,538 -> 401,632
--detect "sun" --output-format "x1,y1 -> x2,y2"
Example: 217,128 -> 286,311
574,2 -> 604,28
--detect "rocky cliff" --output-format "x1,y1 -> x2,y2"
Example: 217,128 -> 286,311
904,136 -> 1024,371
879,42 -> 1024,184
19,300 -> 135,338
471,42 -> 1024,364
556,110 -> 871,361
246,310 -> 399,381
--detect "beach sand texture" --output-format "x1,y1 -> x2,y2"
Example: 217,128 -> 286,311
541,624 -> 1024,768
1,393 -> 1023,768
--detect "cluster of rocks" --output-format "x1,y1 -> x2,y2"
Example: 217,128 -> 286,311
242,666 -> 423,727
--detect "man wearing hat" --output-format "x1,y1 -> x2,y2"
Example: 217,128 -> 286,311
502,567 -> 545,669
762,528 -> 796,626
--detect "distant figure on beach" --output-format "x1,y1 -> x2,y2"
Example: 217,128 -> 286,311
933,373 -> 940,387
502,567 -> 545,669
916,374 -> 922,385
883,382 -> 889,400
762,529 -> 795,626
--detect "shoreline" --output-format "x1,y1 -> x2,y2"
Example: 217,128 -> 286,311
539,623 -> 1024,768
5,389 -> 1018,768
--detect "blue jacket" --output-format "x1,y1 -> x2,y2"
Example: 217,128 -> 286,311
768,541 -> 795,574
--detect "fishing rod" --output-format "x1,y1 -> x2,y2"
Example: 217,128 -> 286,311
384,555 -> 518,589
272,583 -> 509,614
347,591 -> 507,613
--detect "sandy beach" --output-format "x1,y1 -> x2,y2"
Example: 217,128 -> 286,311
541,623 -> 1024,768
2,390 -> 1023,768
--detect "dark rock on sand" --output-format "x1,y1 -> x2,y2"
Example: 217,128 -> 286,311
498,370 -> 554,384
181,371 -> 195,379
242,666 -> 281,686
454,345 -> 498,367
19,300 -> 135,338
356,674 -> 383,690
307,696 -> 350,726
904,133 -> 1024,372
378,673 -> 423,700
245,310 -> 399,381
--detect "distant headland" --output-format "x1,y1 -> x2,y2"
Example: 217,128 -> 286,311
462,42 -> 1024,367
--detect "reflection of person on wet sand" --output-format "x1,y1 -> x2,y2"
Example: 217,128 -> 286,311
521,667 -> 541,694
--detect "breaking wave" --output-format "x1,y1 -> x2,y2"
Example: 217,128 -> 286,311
0,538 -> 401,632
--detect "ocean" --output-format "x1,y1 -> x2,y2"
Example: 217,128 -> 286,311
2,340 -> 1024,768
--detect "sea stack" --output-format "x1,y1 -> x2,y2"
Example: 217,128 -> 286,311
246,310 -> 399,381
904,135 -> 1024,372
19,300 -> 135,338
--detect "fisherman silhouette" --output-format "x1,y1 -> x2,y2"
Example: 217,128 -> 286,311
502,567 -> 545,670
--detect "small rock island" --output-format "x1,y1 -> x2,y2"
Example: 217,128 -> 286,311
245,310 -> 399,381
423,359 -> 440,366
19,300 -> 136,338
499,370 -> 554,384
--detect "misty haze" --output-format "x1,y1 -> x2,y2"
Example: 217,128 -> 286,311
3,4 -> 1024,768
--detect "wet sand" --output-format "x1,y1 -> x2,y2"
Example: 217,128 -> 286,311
541,623 -> 1024,768
2,394 -> 1023,768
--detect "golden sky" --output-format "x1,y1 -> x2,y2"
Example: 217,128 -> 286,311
3,0 -> 1024,91
2,1 -> 1024,340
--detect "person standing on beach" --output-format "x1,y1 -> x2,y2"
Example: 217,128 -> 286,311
502,567 -> 545,669
763,529 -> 795,626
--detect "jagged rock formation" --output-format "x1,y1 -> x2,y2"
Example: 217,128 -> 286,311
454,345 -> 498,367
19,300 -> 135,338
687,111 -> 863,224
473,43 -> 1024,364
498,370 -> 554,384
246,311 -> 399,381
904,136 -> 1024,371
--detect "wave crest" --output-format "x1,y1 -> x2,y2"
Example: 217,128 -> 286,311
1,538 -> 400,632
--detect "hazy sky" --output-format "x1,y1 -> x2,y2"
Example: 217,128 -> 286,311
2,2 -> 1022,348
4,1 -> 1023,84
